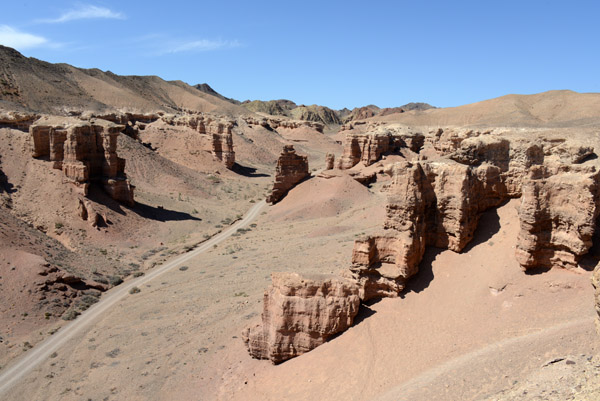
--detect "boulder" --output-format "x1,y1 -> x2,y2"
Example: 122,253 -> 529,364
242,272 -> 360,364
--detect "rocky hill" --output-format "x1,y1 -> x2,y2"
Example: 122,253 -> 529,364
373,90 -> 600,128
0,46 -> 246,116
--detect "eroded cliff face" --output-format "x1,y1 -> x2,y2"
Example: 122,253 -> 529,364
242,272 -> 360,364
266,145 -> 309,204
243,116 -> 325,133
347,129 -> 600,299
338,126 -> 425,169
516,164 -> 600,270
161,112 -> 236,168
30,117 -> 135,206
247,125 -> 600,363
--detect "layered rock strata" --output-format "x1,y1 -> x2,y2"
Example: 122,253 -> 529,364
338,128 -> 425,169
242,272 -> 360,364
516,164 -> 600,269
161,113 -> 236,168
266,145 -> 309,204
30,117 -> 134,205
347,159 -> 508,300
243,116 -> 325,133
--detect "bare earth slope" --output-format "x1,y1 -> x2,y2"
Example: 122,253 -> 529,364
0,46 -> 246,116
375,90 -> 600,128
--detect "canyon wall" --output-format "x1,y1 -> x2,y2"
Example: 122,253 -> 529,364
161,112 -> 236,168
246,125 -> 600,363
30,117 -> 135,205
242,272 -> 360,364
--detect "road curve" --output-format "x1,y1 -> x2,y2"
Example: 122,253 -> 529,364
0,200 -> 267,396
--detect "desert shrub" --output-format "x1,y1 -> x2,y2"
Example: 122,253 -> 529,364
77,294 -> 99,311
133,272 -> 144,277
109,276 -> 123,286
62,309 -> 80,321
129,286 -> 141,294
179,265 -> 189,271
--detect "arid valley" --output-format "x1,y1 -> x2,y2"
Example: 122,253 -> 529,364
2,13 -> 600,400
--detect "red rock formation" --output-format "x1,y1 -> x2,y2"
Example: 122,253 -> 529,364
242,272 -> 360,364
338,129 -> 425,169
516,164 -> 600,270
349,158 -> 510,300
325,153 -> 335,170
209,120 -> 235,168
162,113 -> 236,168
30,117 -> 135,206
266,145 -> 309,204
243,116 -> 324,133
348,162 -> 430,299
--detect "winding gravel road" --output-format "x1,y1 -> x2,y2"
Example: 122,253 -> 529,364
0,200 -> 267,397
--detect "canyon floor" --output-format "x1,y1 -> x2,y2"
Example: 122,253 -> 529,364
1,45 -> 600,400
3,193 -> 598,401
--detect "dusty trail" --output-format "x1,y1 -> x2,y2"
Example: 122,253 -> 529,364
0,200 -> 267,397
376,317 -> 596,400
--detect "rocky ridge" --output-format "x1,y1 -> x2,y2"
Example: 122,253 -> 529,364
30,116 -> 135,206
245,122 -> 600,363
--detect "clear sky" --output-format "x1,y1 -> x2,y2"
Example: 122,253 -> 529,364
1,1 -> 599,109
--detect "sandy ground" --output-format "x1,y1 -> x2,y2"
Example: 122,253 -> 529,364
3,190 -> 597,400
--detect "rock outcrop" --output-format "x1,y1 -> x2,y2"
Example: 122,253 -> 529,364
243,116 -> 325,133
0,111 -> 39,131
347,159 -> 505,300
516,164 -> 600,270
242,272 -> 360,364
266,145 -> 309,204
338,127 -> 425,169
347,129 -> 600,299
347,146 -> 529,300
161,113 -> 236,168
325,153 -> 335,170
30,117 -> 135,205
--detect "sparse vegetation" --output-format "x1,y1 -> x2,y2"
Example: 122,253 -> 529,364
109,276 -> 123,286
179,265 -> 189,271
129,286 -> 141,294
76,294 -> 99,311
62,309 -> 80,321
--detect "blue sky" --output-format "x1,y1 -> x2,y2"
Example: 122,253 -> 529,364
1,1 -> 598,109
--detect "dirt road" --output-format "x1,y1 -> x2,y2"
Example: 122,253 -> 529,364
0,200 -> 267,397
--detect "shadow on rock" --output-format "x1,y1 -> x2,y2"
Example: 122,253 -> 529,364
463,202 -> 505,252
401,247 -> 442,296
